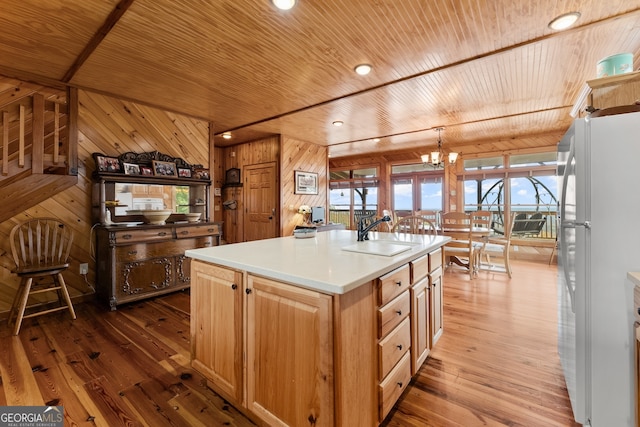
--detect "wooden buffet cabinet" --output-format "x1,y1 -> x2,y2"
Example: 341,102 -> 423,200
189,239 -> 445,426
92,151 -> 222,309
95,222 -> 221,310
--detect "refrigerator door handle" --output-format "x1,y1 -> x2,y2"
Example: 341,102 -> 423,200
562,220 -> 591,229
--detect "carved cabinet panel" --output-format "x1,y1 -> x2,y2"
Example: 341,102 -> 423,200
95,223 -> 220,310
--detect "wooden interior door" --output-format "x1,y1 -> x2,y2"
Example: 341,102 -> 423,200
244,162 -> 278,241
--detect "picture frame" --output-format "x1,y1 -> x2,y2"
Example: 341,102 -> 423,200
194,168 -> 210,180
140,166 -> 153,176
95,154 -> 121,173
123,162 -> 141,175
178,168 -> 192,178
152,160 -> 177,177
294,170 -> 318,195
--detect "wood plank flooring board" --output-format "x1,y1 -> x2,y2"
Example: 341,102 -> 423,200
103,309 -> 180,363
0,260 -> 581,426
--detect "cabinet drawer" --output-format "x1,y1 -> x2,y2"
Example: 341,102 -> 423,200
379,351 -> 411,422
429,248 -> 442,272
377,264 -> 410,306
378,316 -> 411,379
378,290 -> 410,338
411,254 -> 429,284
176,223 -> 220,238
116,237 -> 213,261
113,227 -> 172,243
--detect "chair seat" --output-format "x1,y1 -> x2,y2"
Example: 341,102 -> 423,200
483,243 -> 506,252
15,263 -> 70,276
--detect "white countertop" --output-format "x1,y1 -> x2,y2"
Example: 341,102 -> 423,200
185,230 -> 450,295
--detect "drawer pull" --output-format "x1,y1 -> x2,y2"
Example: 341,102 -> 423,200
396,344 -> 403,351
231,284 -> 237,290
128,250 -> 138,255
207,228 -> 216,232
395,280 -> 402,286
397,382 -> 403,388
180,230 -> 189,235
246,288 -> 252,295
122,234 -> 132,240
157,232 -> 167,236
395,310 -> 402,316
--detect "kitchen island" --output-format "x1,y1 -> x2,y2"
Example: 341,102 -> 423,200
185,230 -> 450,426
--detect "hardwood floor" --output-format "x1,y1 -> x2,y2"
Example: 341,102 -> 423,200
0,260 -> 580,426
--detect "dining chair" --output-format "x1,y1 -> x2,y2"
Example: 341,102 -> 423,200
391,215 -> 437,235
8,218 -> 77,335
440,211 -> 475,279
477,212 -> 516,278
414,210 -> 440,227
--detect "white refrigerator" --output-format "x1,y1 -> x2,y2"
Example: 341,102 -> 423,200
557,111 -> 638,426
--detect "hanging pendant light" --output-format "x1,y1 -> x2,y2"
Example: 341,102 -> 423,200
422,127 -> 458,168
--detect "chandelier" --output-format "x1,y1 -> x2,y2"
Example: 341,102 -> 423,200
421,127 -> 458,167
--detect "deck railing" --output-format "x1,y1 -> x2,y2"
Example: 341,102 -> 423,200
329,207 -> 557,239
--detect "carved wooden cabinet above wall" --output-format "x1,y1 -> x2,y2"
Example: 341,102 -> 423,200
91,151 -> 221,309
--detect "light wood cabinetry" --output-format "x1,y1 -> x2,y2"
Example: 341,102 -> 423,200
190,261 -> 243,402
95,222 -> 221,309
246,274 -> 334,426
410,248 -> 443,374
190,246 -> 445,426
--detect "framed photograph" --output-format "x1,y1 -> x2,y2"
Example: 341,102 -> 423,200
294,170 -> 318,195
194,168 -> 210,180
152,160 -> 177,177
123,162 -> 141,175
95,155 -> 121,173
140,166 -> 153,176
178,168 -> 192,178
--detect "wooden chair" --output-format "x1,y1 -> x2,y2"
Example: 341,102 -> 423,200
477,212 -> 516,278
8,218 -> 77,335
441,212 -> 475,279
391,215 -> 437,235
414,210 -> 440,227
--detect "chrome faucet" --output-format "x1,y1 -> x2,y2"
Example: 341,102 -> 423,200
357,215 -> 391,241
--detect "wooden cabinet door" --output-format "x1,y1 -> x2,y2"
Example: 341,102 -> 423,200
410,277 -> 430,374
430,267 -> 443,345
190,261 -> 243,403
246,274 -> 333,427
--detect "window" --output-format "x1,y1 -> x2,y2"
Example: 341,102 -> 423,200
391,163 -> 444,216
329,167 -> 379,229
463,151 -> 557,239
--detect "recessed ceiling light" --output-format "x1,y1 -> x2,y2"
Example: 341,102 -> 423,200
548,12 -> 581,31
354,64 -> 372,75
222,132 -> 232,139
272,0 -> 296,10
332,120 -> 344,127
373,138 -> 380,142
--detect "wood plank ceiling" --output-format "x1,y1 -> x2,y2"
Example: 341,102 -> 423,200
0,0 -> 638,158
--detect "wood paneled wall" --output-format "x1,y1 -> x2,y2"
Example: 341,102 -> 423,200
218,134 -> 328,241
280,135 -> 328,236
0,84 -> 211,315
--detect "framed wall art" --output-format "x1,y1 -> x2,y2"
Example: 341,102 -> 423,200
123,162 -> 141,175
294,170 -> 318,195
178,168 -> 192,178
152,160 -> 177,177
94,154 -> 121,173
